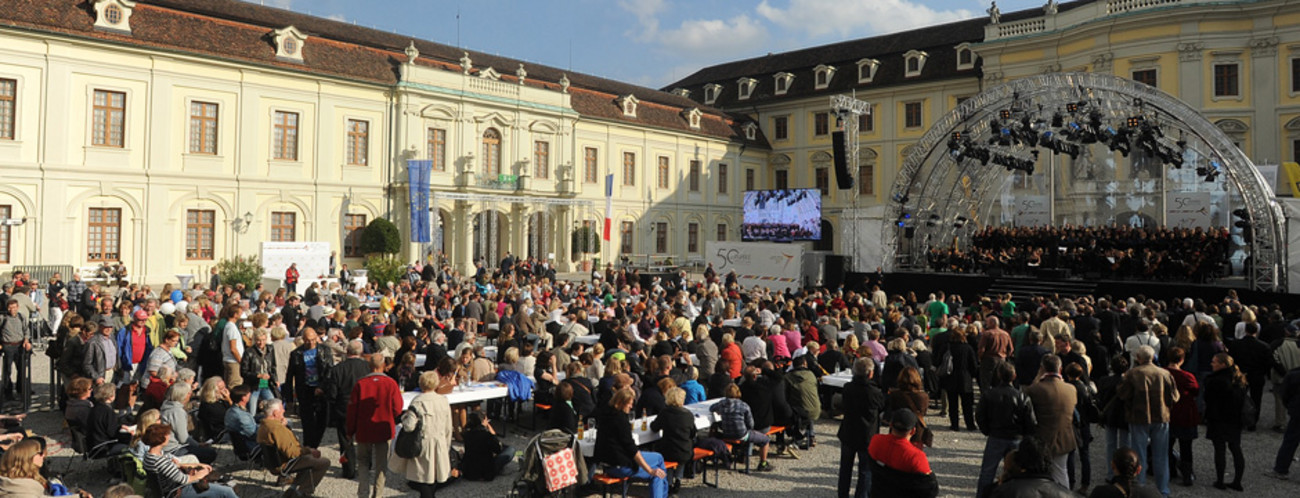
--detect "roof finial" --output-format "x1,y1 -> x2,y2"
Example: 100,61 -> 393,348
987,1 -> 1001,24
404,41 -> 419,62
516,63 -> 528,85
459,51 -> 472,75
1044,0 -> 1058,15
559,73 -> 570,93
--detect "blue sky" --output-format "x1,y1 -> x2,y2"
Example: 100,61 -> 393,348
252,0 -> 1048,88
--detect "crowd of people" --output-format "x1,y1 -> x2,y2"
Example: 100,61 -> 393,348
925,225 -> 1233,282
0,255 -> 1295,498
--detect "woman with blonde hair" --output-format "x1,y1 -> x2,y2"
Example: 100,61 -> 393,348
390,371 -> 454,498
1232,307 -> 1257,340
0,439 -> 47,495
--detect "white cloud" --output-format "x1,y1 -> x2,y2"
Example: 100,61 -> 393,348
620,0 -> 668,42
657,14 -> 767,59
756,0 -> 975,38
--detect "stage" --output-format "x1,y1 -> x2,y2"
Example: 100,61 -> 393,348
847,271 -> 1300,309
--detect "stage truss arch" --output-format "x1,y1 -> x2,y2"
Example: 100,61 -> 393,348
883,72 -> 1285,292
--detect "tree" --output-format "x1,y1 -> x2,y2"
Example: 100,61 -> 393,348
360,217 -> 401,255
571,225 -> 601,257
364,256 -> 406,287
214,255 -> 265,289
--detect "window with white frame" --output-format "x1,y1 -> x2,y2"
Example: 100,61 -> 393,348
814,64 -> 836,89
0,79 -> 13,140
716,223 -> 727,242
904,50 -> 929,77
737,78 -> 757,100
685,108 -> 702,129
857,59 -> 880,83
774,72 -> 794,95
346,119 -> 369,166
955,43 -> 975,70
704,84 -> 722,105
189,101 -> 218,154
744,123 -> 757,141
1213,62 -> 1240,98
687,222 -> 700,253
619,94 -> 638,117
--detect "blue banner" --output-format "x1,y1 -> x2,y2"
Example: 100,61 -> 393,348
408,159 -> 432,243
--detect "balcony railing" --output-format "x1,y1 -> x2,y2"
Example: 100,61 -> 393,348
478,174 -> 520,191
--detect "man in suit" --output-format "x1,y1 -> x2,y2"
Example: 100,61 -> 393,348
837,357 -> 884,498
1230,322 -> 1274,431
1024,354 -> 1077,488
1118,345 -> 1178,497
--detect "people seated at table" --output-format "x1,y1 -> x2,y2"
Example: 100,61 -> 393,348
562,361 -> 597,420
595,388 -> 670,498
869,408 -> 938,498
785,355 -> 822,447
651,387 -> 696,493
140,424 -> 237,498
679,366 -> 706,405
549,382 -> 580,434
711,383 -> 773,472
534,351 -> 559,406
707,358 -> 734,399
141,365 -> 176,413
461,412 -> 515,481
391,371 -> 455,498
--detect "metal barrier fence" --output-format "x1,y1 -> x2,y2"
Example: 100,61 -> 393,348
9,265 -> 74,285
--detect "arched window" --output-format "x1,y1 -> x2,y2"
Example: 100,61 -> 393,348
482,128 -> 501,177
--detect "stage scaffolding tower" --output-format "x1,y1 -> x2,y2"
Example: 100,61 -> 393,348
831,94 -> 871,273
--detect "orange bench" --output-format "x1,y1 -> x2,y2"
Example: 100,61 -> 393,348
531,403 -> 552,430
592,473 -> 630,498
692,447 -> 719,487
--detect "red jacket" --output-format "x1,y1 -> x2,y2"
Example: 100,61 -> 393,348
720,343 -> 743,379
346,372 -> 404,443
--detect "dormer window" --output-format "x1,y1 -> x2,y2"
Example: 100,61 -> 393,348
955,43 -> 975,70
704,84 -> 722,105
272,26 -> 309,64
904,50 -> 929,77
774,72 -> 794,95
619,95 -> 640,118
856,58 -> 880,83
737,78 -> 758,100
684,108 -> 702,129
814,64 -> 836,89
93,0 -> 136,35
743,123 -> 758,141
671,88 -> 691,98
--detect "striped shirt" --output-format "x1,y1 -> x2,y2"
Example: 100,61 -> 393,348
142,452 -> 188,497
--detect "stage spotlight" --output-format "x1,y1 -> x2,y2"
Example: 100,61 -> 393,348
904,213 -> 912,219
1126,116 -> 1144,128
1066,102 -> 1080,113
999,109 -> 1012,119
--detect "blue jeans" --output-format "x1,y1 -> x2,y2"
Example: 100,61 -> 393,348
1276,410 -> 1300,475
976,437 -> 1020,498
248,386 -> 277,417
1104,426 -> 1128,479
605,451 -> 668,498
180,483 -> 237,497
1129,422 -> 1170,496
838,443 -> 871,498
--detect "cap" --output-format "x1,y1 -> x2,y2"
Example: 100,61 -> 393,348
99,317 -> 117,329
887,408 -> 918,433
133,310 -> 150,321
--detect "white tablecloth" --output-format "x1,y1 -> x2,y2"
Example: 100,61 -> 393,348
821,370 -> 853,388
838,330 -> 853,340
572,335 -> 600,346
403,382 -> 509,409
577,398 -> 722,457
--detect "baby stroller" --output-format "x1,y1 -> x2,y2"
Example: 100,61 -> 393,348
508,429 -> 587,498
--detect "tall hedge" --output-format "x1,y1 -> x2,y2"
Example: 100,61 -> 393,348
360,217 -> 401,255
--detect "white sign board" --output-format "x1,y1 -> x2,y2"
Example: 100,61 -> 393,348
261,242 -> 332,281
706,241 -> 804,291
1166,192 -> 1212,229
1014,195 -> 1051,227
1255,164 -> 1280,195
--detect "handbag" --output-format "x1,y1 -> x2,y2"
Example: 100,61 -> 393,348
542,447 -> 578,492
393,406 -> 426,459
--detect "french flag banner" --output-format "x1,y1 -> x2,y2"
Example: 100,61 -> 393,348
603,174 -> 614,241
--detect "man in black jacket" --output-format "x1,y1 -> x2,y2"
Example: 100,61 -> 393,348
838,357 -> 885,498
287,327 -> 334,448
975,360 -> 1038,498
1230,322 -> 1274,430
989,436 -> 1074,497
324,341 -> 369,478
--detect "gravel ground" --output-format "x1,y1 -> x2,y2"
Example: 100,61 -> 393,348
14,355 -> 1300,498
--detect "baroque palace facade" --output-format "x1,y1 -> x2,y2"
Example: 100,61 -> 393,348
0,0 -> 1298,281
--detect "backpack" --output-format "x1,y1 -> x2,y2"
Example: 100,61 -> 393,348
393,405 -> 427,459
937,351 -> 954,377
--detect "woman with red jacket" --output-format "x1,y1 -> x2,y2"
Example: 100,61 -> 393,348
1164,347 -> 1200,486
719,333 -> 743,380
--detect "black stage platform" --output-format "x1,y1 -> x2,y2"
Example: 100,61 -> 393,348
846,271 -> 1300,309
